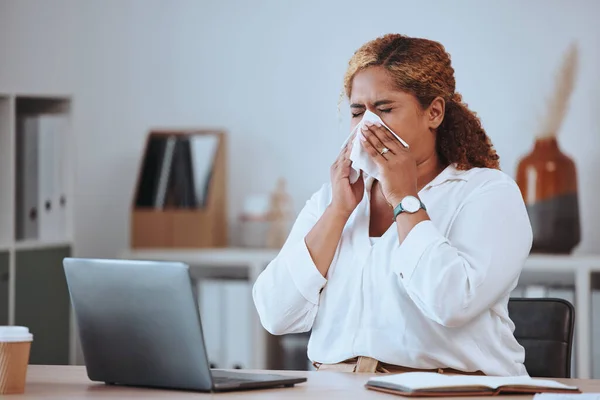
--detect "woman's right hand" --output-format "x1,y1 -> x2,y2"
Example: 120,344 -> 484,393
329,136 -> 365,218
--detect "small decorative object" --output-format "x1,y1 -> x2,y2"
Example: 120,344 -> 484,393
516,43 -> 580,254
239,194 -> 271,248
266,178 -> 294,249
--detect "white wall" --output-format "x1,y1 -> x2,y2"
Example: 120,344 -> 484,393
1,0 -> 599,257
1,0 -> 600,369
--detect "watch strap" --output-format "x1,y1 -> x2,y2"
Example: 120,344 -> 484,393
393,198 -> 426,220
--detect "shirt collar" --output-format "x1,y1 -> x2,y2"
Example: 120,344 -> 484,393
422,164 -> 470,190
364,163 -> 470,193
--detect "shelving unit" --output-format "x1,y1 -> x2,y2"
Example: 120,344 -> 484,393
0,93 -> 74,365
14,239 -> 74,251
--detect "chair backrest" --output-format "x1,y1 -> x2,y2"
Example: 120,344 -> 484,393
508,298 -> 575,378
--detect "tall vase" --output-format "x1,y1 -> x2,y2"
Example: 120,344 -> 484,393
516,138 -> 580,254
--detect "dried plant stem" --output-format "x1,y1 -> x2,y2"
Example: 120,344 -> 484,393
537,43 -> 579,139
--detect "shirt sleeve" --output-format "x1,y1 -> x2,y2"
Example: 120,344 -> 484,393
391,181 -> 533,328
252,185 -> 329,335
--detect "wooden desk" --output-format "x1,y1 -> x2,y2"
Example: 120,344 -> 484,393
15,365 -> 600,399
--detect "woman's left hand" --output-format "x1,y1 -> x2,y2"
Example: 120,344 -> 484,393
360,121 -> 418,207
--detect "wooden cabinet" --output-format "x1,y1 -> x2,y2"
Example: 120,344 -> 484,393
15,246 -> 71,365
0,252 -> 8,325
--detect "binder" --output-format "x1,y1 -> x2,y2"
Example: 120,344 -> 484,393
153,136 -> 176,208
37,115 -> 57,241
200,280 -> 225,368
16,115 -> 69,242
18,116 -> 40,240
51,115 -> 69,240
189,134 -> 219,207
39,115 -> 68,241
223,281 -> 251,369
167,137 -> 196,208
135,136 -> 168,207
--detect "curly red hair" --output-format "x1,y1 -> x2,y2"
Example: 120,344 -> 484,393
343,34 -> 499,170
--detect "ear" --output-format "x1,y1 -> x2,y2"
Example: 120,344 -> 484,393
426,97 -> 445,130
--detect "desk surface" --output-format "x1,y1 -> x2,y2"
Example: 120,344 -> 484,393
121,248 -> 279,267
16,366 -> 600,399
122,248 -> 600,274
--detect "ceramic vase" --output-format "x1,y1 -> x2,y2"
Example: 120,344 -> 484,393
516,137 -> 580,254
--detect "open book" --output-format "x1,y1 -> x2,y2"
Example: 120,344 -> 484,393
365,372 -> 580,397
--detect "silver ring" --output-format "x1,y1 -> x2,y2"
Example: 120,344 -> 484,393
380,147 -> 390,155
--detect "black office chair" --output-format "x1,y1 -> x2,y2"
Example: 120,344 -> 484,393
508,298 -> 575,378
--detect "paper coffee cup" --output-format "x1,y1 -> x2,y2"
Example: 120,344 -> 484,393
0,326 -> 33,395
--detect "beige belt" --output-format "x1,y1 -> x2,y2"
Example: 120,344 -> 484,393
314,356 -> 485,375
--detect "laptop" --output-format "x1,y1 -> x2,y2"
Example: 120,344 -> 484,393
63,257 -> 307,392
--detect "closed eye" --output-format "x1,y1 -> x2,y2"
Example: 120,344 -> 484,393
378,108 -> 392,113
350,103 -> 365,119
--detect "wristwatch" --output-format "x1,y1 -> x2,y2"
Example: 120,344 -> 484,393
393,195 -> 426,219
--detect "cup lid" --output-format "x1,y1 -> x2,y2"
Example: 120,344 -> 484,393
0,326 -> 33,342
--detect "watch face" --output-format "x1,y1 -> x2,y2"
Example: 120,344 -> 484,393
401,196 -> 421,213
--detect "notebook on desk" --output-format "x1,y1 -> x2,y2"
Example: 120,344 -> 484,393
365,372 -> 580,397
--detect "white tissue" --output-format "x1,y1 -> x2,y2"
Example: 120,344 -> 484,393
341,110 -> 408,184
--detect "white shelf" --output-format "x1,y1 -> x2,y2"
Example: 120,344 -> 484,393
0,93 -> 75,365
525,254 -> 600,271
14,96 -> 73,243
122,247 -> 279,268
0,240 -> 74,252
14,239 -> 73,251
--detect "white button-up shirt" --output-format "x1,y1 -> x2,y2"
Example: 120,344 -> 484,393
253,165 -> 532,376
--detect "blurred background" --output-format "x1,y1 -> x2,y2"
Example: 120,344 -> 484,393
0,0 -> 599,378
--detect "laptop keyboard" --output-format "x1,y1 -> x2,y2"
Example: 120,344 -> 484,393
211,370 -> 305,389
211,370 -> 267,387
212,375 -> 255,385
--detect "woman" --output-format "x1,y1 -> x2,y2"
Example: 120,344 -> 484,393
253,34 -> 532,376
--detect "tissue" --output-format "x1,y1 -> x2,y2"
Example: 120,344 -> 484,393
341,110 -> 408,183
